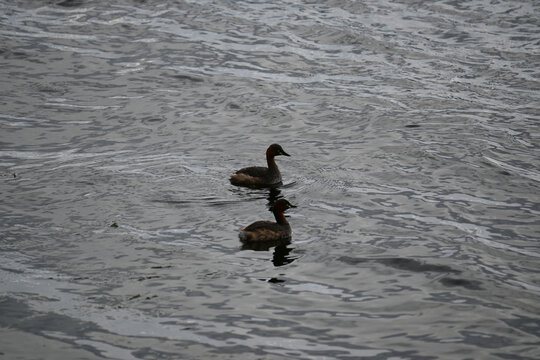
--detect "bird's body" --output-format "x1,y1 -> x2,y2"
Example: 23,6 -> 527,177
230,144 -> 289,187
239,199 -> 296,243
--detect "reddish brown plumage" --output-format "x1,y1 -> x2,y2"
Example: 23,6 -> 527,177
239,199 -> 296,243
230,144 -> 290,188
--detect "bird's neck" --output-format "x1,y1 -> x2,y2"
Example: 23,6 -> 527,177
266,154 -> 279,173
273,211 -> 288,225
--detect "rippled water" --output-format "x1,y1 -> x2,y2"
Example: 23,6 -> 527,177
1,0 -> 540,359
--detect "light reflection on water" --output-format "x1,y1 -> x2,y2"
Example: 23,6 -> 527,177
1,0 -> 540,359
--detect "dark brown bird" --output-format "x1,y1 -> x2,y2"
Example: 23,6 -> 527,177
239,199 -> 296,243
230,144 -> 290,187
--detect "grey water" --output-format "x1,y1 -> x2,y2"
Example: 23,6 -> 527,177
1,0 -> 539,359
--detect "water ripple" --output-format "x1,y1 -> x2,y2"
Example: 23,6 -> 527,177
1,0 -> 539,358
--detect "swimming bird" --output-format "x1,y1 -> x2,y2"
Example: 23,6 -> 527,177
239,199 -> 296,243
230,144 -> 289,187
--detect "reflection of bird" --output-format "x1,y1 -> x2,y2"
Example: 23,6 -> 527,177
239,199 -> 296,243
267,187 -> 282,207
230,144 -> 290,187
241,241 -> 296,267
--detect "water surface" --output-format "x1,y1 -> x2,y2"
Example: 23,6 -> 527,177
1,0 -> 539,359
